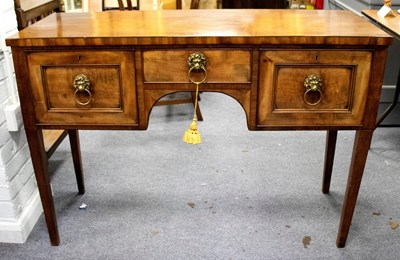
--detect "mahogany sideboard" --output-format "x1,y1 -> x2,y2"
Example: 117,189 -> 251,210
6,10 -> 392,247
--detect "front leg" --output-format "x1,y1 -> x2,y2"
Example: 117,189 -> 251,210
26,128 -> 60,246
336,130 -> 373,248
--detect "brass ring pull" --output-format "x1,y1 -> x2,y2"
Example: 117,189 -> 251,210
73,74 -> 92,106
304,74 -> 322,106
74,88 -> 92,106
188,66 -> 207,84
187,52 -> 207,84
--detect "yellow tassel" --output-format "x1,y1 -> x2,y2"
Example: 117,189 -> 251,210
183,82 -> 201,144
183,119 -> 201,144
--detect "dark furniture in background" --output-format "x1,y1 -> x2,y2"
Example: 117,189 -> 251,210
14,0 -> 61,30
222,0 -> 287,9
107,0 -> 200,10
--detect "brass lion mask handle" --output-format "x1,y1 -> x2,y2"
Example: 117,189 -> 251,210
73,74 -> 92,106
187,52 -> 207,84
304,74 -> 322,106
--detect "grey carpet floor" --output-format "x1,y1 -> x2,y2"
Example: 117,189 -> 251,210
1,92 -> 399,259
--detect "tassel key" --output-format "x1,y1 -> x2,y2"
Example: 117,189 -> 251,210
183,120 -> 201,144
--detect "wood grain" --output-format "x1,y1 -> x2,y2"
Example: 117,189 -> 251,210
143,49 -> 251,83
257,50 -> 372,127
7,10 -> 392,46
27,50 -> 138,126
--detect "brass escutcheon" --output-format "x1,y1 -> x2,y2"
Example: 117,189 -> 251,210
188,52 -> 206,71
73,74 -> 92,106
304,74 -> 322,106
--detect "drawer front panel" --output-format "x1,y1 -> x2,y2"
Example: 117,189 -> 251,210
27,50 -> 138,126
43,66 -> 121,109
257,50 -> 372,127
143,50 -> 251,83
274,66 -> 353,110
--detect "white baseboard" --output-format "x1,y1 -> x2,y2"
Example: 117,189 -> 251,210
0,190 -> 43,243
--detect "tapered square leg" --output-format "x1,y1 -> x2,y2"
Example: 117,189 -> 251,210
68,130 -> 85,194
336,130 -> 373,248
26,129 -> 60,246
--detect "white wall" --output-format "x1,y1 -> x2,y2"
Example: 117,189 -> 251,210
0,0 -> 43,243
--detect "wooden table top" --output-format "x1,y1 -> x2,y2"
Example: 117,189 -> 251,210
362,9 -> 400,39
6,10 -> 392,46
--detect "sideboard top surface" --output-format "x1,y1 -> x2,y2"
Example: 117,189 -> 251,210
6,9 -> 392,46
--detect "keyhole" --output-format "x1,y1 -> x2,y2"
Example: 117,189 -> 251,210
77,55 -> 81,62
315,52 -> 319,63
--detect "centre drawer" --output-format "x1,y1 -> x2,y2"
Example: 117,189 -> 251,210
257,50 -> 372,127
27,50 -> 138,126
142,49 -> 251,83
